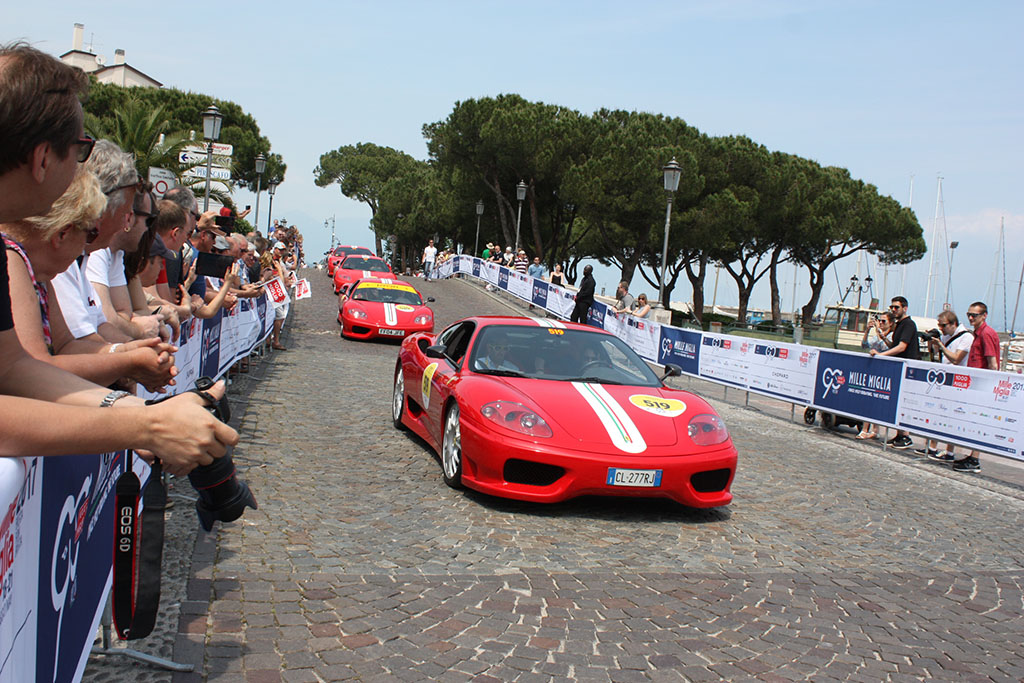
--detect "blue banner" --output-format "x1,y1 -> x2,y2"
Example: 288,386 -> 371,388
36,451 -> 124,683
471,259 -> 481,278
658,326 -> 702,376
531,281 -> 549,308
813,351 -> 903,425
588,301 -> 607,328
497,268 -> 509,291
199,311 -> 223,379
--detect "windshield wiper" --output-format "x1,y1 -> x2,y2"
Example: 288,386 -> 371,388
563,376 -> 625,385
475,368 -> 528,378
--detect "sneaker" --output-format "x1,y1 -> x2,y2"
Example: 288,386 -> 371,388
952,456 -> 981,472
915,446 -> 939,456
928,451 -> 957,464
891,435 -> 913,450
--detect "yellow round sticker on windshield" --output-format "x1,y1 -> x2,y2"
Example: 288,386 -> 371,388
629,394 -> 686,417
396,305 -> 415,312
421,363 -> 438,409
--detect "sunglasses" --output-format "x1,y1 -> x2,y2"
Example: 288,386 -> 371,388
889,305 -> 902,310
966,312 -> 983,318
105,178 -> 145,196
75,135 -> 95,163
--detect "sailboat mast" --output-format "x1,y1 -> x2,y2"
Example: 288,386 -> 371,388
924,175 -> 943,318
901,174 -> 914,294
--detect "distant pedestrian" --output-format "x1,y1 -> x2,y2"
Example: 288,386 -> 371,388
571,265 -> 595,325
612,280 -> 634,316
514,249 -> 528,274
917,310 -> 973,461
503,246 -> 514,267
422,239 -> 437,281
856,311 -> 894,440
527,257 -> 546,280
482,242 -> 493,260
632,294 -> 651,319
549,263 -> 565,287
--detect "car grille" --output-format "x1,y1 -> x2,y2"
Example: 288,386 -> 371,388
352,326 -> 371,334
690,468 -> 731,493
503,459 -> 565,487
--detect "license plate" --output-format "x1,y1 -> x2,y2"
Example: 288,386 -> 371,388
379,329 -> 405,336
606,468 -> 662,487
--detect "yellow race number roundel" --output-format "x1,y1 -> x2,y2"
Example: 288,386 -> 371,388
421,363 -> 438,409
396,304 -> 415,312
629,394 -> 686,417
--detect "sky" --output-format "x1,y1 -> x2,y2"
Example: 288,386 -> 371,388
7,1 -> 1024,329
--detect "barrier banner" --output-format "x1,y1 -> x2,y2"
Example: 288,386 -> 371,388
198,311 -> 224,380
0,458 -> 41,683
658,326 -> 702,376
506,271 -> 531,300
497,268 -> 509,291
37,450 -> 124,683
531,281 -> 549,309
813,350 -> 903,425
604,312 -> 662,363
587,301 -> 607,328
546,284 -> 578,320
897,361 -> 1024,458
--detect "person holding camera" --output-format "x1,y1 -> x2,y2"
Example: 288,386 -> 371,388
856,311 -> 894,439
914,310 -> 973,461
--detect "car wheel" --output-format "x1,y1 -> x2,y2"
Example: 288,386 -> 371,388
820,412 -> 834,430
803,408 -> 816,425
392,365 -> 407,430
441,403 -> 463,489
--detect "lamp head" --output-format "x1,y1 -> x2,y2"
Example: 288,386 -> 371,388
201,105 -> 223,142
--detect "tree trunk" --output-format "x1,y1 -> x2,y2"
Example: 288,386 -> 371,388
800,264 -> 828,326
683,255 -> 708,324
529,187 -> 543,259
768,246 -> 783,327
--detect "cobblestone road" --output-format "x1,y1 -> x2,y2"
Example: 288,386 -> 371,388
87,270 -> 1024,682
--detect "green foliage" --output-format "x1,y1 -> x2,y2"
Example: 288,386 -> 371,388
82,81 -> 285,191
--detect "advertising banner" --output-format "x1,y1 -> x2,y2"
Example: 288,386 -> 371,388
657,326 -> 702,376
545,284 -> 578,320
813,350 -> 903,425
294,279 -> 311,300
497,267 -> 509,291
0,458 -> 41,683
897,361 -> 1024,458
604,312 -> 662,363
531,281 -> 549,308
507,271 -> 532,300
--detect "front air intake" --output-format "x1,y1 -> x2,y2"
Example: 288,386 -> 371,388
690,468 -> 731,493
503,459 -> 564,486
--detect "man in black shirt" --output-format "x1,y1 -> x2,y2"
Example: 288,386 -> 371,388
869,296 -> 918,448
570,265 -> 596,325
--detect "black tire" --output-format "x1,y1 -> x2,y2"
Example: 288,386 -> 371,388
803,408 -> 816,425
820,412 -> 835,430
441,403 -> 463,489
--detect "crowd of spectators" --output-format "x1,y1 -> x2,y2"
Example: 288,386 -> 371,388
0,42 -> 301,473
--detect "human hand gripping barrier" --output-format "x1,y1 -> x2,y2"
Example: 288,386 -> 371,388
0,291 -> 277,683
437,255 -> 1024,462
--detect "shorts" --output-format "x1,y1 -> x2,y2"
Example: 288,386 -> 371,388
275,302 -> 289,320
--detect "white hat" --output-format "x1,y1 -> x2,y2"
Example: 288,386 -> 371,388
505,246 -> 512,252
273,241 -> 286,250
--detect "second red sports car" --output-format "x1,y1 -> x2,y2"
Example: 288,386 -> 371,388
393,316 -> 737,508
333,254 -> 393,293
339,278 -> 434,340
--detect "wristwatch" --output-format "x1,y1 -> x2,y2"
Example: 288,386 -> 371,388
100,390 -> 131,407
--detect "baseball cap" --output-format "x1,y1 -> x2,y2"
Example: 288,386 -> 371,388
273,241 -> 286,250
149,233 -> 175,260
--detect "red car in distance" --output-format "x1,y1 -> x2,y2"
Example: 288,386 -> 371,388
338,277 -> 434,340
333,254 -> 393,294
392,316 -> 737,508
326,245 -> 374,278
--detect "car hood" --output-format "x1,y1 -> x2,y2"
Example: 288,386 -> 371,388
345,301 -> 428,324
474,377 -> 692,452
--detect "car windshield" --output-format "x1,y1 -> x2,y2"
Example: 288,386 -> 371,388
341,256 -> 390,272
469,324 -> 662,386
351,284 -> 422,305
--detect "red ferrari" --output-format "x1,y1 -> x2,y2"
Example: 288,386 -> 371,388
326,245 -> 374,278
339,278 -> 434,340
333,254 -> 393,293
392,317 -> 737,507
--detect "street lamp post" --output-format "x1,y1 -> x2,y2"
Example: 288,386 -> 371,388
253,153 -> 266,230
847,274 -> 873,309
658,159 -> 682,308
514,180 -> 527,254
474,200 -> 484,257
266,180 -> 278,233
200,105 -> 223,212
945,240 -> 959,308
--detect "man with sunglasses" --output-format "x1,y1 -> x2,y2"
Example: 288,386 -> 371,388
949,302 -> 1002,472
0,42 -> 237,469
869,296 -> 919,449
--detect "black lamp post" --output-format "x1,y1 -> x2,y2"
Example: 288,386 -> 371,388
848,274 -> 873,309
474,200 -> 484,257
200,105 -> 223,211
266,180 -> 278,233
658,159 -> 682,307
514,181 -> 527,254
253,153 -> 266,229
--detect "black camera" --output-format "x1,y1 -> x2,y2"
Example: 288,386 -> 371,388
148,377 -> 258,531
918,328 -> 941,341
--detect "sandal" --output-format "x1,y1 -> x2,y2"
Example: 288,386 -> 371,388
856,431 -> 877,440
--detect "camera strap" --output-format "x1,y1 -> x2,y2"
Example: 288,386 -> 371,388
112,459 -> 166,641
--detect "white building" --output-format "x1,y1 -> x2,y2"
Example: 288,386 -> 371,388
59,23 -> 161,88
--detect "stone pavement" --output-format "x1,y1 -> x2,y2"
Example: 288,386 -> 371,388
85,270 -> 1024,682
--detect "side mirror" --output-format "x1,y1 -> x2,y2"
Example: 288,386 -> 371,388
660,363 -> 682,380
425,344 -> 447,359
427,297 -> 436,303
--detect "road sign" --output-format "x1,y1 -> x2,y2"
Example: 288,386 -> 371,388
147,167 -> 176,197
184,165 -> 232,180
179,149 -> 232,168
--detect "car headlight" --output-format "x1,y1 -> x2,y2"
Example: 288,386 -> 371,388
348,308 -> 368,319
414,314 -> 432,325
687,413 -> 729,446
481,401 -> 552,438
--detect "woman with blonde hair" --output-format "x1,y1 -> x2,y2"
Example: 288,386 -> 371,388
2,169 -> 177,392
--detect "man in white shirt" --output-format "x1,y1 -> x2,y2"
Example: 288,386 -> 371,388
917,310 -> 974,461
422,239 -> 437,281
